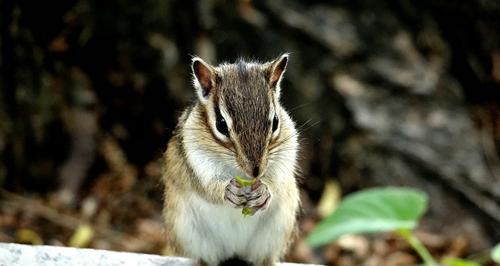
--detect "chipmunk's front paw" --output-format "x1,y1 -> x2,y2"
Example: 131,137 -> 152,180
245,180 -> 271,212
224,179 -> 247,208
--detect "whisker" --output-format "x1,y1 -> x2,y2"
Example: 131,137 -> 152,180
287,101 -> 313,113
183,131 -> 236,155
182,140 -> 235,156
270,119 -> 320,152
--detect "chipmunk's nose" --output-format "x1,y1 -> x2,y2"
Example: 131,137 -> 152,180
252,166 -> 260,177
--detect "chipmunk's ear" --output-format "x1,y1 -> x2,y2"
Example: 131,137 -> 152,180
192,57 -> 216,104
267,53 -> 289,95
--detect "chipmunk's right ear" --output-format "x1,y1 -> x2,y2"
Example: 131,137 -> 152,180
192,57 -> 216,104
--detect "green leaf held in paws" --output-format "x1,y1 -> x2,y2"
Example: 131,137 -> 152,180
235,175 -> 256,187
235,176 -> 257,217
242,207 -> 255,217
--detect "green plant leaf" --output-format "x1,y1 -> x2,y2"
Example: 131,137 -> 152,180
442,257 -> 481,266
235,175 -> 256,187
306,187 -> 428,247
492,243 -> 500,263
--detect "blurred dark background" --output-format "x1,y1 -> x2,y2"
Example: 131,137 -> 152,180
1,0 -> 500,265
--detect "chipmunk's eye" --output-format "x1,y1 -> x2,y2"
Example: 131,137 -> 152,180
272,114 -> 279,133
215,107 -> 229,137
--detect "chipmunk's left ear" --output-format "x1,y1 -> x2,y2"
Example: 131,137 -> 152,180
266,53 -> 289,96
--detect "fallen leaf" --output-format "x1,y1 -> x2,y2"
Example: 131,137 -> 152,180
317,179 -> 341,218
16,229 -> 43,245
68,224 -> 94,248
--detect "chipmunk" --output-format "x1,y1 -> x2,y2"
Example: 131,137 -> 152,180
162,54 -> 300,266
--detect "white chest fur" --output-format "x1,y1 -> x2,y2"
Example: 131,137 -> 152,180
175,108 -> 299,265
174,192 -> 291,266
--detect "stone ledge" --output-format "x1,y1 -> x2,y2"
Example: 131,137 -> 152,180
0,243 -> 319,266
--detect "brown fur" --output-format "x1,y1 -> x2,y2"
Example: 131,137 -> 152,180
217,60 -> 274,176
162,55 -> 298,266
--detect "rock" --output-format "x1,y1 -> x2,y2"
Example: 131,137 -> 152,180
0,243 -> 321,266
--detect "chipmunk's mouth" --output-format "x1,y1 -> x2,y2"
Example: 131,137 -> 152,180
252,166 -> 260,177
237,160 -> 266,179
232,138 -> 269,179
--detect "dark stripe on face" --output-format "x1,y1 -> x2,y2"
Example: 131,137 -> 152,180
199,103 -> 232,150
223,78 -> 270,166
